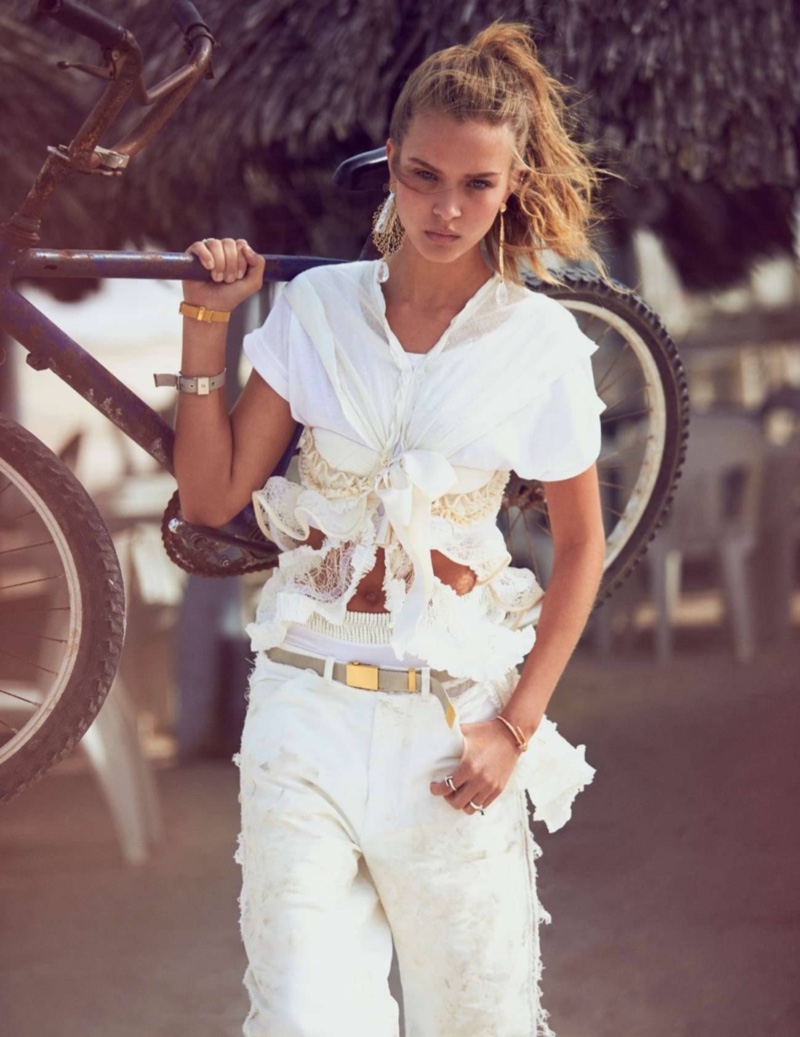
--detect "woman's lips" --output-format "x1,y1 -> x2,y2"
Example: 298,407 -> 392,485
425,230 -> 460,244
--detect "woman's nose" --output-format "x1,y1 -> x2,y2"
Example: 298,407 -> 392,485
432,190 -> 462,221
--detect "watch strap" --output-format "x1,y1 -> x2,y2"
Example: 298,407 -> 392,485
153,370 -> 227,395
179,301 -> 231,323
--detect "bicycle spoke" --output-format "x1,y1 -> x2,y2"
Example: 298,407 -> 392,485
599,384 -> 651,415
593,339 -> 633,388
575,312 -> 610,343
0,573 -> 65,593
0,686 -> 39,709
595,364 -> 649,399
2,507 -> 37,524
0,645 -> 57,675
1,626 -> 67,644
602,405 -> 655,423
0,540 -> 57,557
598,442 -> 650,463
597,477 -> 632,491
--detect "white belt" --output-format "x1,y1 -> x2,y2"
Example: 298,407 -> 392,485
266,646 -> 459,727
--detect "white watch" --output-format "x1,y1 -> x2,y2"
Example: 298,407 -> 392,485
153,370 -> 226,395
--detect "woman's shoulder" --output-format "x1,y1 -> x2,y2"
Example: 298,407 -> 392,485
506,279 -> 571,320
475,278 -> 598,386
286,259 -> 375,298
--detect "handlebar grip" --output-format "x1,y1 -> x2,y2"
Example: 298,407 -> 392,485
37,0 -> 127,49
170,0 -> 211,36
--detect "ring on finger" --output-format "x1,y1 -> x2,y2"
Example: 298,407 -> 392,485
468,799 -> 486,815
444,774 -> 457,793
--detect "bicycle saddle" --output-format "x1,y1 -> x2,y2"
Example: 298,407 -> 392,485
333,147 -> 388,191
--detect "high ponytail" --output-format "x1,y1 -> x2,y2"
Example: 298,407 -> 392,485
389,22 -> 609,284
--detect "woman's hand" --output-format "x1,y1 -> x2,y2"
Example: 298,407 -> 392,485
429,719 -> 522,814
182,237 -> 265,313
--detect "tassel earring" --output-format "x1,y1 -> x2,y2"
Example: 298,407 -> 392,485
372,188 -> 404,283
495,201 -> 508,305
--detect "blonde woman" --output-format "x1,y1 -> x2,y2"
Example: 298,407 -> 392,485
176,23 -> 607,1037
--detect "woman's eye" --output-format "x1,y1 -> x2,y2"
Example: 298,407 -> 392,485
414,169 -> 437,181
469,179 -> 492,190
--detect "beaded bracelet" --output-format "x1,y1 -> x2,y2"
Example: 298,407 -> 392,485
495,714 -> 529,753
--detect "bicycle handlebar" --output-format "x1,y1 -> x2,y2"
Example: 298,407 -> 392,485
171,0 -> 211,36
4,0 -> 215,249
37,0 -> 128,50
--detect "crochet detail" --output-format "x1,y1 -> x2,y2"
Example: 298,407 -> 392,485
298,426 -> 510,525
249,426 -> 545,678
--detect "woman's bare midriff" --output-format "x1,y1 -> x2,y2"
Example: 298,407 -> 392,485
302,526 -> 477,612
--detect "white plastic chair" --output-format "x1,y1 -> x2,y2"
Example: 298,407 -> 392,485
644,411 -> 765,662
80,672 -> 162,865
1,673 -> 161,865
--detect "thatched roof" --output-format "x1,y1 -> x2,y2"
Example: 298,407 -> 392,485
122,0 -> 800,187
3,0 -> 799,289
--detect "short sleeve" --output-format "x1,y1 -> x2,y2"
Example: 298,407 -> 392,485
511,351 -> 607,482
242,292 -> 292,402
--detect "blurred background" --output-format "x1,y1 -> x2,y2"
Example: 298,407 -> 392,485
1,1 -> 799,1035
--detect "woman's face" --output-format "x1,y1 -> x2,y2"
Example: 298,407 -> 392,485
386,111 -> 517,268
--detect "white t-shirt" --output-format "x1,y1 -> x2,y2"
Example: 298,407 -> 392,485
243,259 -> 605,482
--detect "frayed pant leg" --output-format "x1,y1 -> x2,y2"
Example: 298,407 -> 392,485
235,662 -> 399,1037
363,692 -> 555,1037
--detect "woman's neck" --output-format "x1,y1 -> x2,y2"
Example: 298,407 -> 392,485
381,244 -> 493,312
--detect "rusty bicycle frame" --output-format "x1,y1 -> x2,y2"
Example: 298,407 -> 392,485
0,0 -> 342,562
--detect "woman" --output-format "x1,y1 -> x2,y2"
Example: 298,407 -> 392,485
172,22 -> 607,1037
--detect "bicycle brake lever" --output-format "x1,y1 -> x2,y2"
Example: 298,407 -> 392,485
57,59 -> 115,80
46,143 -> 130,175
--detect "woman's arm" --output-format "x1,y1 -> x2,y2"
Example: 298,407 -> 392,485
501,462 -> 606,736
430,462 -> 605,812
174,237 -> 298,526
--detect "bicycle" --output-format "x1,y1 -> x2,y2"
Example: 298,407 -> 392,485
0,0 -> 689,803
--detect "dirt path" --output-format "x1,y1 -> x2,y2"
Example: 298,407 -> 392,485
2,642 -> 799,1037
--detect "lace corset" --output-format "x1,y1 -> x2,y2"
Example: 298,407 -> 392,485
247,426 -> 545,681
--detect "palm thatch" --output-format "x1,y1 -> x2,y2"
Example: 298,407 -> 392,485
3,0 -> 800,288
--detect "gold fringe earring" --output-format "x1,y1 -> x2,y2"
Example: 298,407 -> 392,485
496,202 -> 508,304
372,188 -> 404,283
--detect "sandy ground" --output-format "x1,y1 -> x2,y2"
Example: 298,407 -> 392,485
2,637 -> 800,1037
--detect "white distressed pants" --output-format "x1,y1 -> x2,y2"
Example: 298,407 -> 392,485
235,653 -> 554,1037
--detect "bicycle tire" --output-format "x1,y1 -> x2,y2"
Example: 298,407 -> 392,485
501,272 -> 689,619
0,415 -> 125,803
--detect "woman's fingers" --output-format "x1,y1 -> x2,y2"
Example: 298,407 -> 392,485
236,238 -> 258,279
186,237 -> 261,283
430,772 -> 487,812
186,239 -> 215,271
221,237 -> 240,281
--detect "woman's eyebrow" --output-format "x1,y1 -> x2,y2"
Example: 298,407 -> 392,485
406,156 -> 500,178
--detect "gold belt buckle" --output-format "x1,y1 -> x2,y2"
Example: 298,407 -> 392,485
346,661 -> 380,691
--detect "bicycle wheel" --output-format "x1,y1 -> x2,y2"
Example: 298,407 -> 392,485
0,415 -> 125,803
498,273 -> 689,623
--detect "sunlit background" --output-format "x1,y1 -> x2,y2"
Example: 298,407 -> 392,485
2,2 -> 799,1036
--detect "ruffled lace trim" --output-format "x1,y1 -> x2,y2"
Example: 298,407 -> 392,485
297,426 -> 510,525
513,717 -> 596,833
522,816 -> 557,1037
247,567 -> 539,683
248,427 -> 546,680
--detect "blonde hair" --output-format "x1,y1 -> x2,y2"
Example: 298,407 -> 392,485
389,22 -> 609,284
